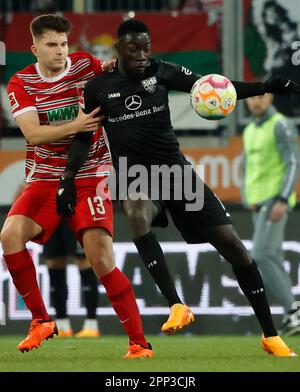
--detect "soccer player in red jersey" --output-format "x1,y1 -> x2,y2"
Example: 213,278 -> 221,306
0,14 -> 153,359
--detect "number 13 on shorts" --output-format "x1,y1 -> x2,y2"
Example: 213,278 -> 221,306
87,196 -> 106,218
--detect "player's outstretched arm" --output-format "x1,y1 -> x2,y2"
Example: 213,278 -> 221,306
56,79 -> 104,217
232,76 -> 300,100
15,107 -> 103,146
56,132 -> 93,218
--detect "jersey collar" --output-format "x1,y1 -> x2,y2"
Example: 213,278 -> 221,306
35,57 -> 71,82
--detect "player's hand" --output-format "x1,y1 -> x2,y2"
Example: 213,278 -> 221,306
56,176 -> 77,218
269,201 -> 287,222
102,58 -> 116,71
74,107 -> 105,133
263,76 -> 300,95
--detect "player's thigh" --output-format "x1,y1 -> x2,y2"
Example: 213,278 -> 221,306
168,182 -> 232,243
69,179 -> 113,245
4,182 -> 61,245
74,256 -> 90,269
1,215 -> 42,248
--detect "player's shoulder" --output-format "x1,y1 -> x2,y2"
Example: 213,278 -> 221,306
150,58 -> 181,76
69,51 -> 101,65
85,67 -> 113,87
8,63 -> 37,86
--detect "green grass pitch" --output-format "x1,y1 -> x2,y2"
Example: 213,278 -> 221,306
0,335 -> 299,372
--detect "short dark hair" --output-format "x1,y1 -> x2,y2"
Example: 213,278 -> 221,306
30,14 -> 71,38
117,19 -> 149,39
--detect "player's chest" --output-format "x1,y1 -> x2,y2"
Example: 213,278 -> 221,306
31,83 -> 83,124
103,78 -> 168,115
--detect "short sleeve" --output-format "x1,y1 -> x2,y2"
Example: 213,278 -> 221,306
89,54 -> 104,76
7,78 -> 37,119
157,61 -> 201,93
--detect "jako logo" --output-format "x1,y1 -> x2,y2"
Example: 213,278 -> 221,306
291,41 -> 300,65
108,92 -> 120,98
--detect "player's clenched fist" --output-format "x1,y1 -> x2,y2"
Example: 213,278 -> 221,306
56,176 -> 77,217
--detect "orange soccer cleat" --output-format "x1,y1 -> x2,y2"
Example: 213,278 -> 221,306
57,328 -> 73,337
261,335 -> 297,357
75,329 -> 100,338
161,304 -> 195,335
123,343 -> 154,359
18,319 -> 58,353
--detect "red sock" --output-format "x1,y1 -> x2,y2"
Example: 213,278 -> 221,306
100,267 -> 147,347
4,249 -> 49,320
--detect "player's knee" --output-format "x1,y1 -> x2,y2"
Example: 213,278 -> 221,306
75,257 -> 90,270
225,237 -> 251,265
0,226 -> 26,253
126,208 -> 151,234
86,246 -> 114,277
47,257 -> 67,269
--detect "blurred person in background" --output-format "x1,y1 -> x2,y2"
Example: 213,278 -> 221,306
242,93 -> 300,336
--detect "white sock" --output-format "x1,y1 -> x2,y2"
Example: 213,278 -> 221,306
56,318 -> 72,331
82,319 -> 98,331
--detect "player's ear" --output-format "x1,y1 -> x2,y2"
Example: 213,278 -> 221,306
31,44 -> 38,58
115,42 -> 121,56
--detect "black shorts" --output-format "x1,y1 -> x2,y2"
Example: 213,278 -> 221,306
165,181 -> 232,243
120,164 -> 232,244
42,220 -> 85,259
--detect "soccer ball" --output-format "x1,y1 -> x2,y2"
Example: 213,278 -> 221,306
190,74 -> 237,120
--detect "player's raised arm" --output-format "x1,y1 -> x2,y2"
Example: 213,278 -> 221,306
232,76 -> 300,100
158,61 -> 300,99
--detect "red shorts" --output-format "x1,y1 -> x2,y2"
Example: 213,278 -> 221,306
8,178 -> 113,245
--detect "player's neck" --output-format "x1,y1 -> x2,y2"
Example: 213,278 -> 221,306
38,61 -> 67,79
118,61 -> 144,80
118,61 -> 129,77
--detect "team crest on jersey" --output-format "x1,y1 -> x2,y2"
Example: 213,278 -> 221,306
141,76 -> 157,94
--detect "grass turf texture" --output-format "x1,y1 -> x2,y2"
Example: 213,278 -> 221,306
0,335 -> 299,372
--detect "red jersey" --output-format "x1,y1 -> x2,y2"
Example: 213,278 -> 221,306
7,52 -> 111,182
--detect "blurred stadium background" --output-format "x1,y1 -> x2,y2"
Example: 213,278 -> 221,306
0,0 -> 300,338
